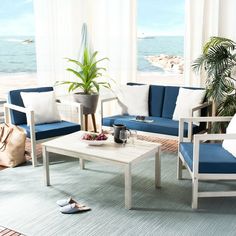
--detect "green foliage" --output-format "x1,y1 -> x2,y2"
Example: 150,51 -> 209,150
56,48 -> 110,94
192,36 -> 236,117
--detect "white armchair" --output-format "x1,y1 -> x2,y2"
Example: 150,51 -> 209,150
178,116 -> 236,209
4,87 -> 83,167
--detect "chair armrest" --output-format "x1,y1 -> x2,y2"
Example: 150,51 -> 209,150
179,116 -> 233,143
4,103 -> 34,124
100,96 -> 118,103
4,103 -> 35,139
4,103 -> 30,114
56,99 -> 83,130
194,133 -> 236,142
0,99 -> 6,105
56,99 -> 83,111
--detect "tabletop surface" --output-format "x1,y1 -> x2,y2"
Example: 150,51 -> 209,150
42,131 -> 161,164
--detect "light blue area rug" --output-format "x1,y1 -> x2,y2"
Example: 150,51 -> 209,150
1,151 -> 236,236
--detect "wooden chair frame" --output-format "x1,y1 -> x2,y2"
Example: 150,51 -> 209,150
178,116 -> 236,209
4,100 -> 83,167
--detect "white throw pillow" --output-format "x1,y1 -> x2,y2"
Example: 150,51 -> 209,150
116,85 -> 149,116
172,88 -> 206,125
21,91 -> 61,125
222,114 -> 236,157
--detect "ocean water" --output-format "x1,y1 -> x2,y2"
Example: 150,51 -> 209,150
137,36 -> 184,72
0,36 -> 184,74
0,36 -> 36,74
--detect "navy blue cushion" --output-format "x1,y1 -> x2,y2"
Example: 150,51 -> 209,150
8,87 -> 54,125
20,121 -> 80,140
162,86 -> 180,119
180,142 -> 236,173
149,85 -> 165,117
103,115 -> 200,137
162,86 -> 206,119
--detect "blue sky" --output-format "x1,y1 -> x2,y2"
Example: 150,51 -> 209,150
0,0 -> 34,36
138,0 -> 185,36
0,0 -> 185,37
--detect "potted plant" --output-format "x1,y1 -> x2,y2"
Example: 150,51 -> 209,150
192,36 -> 236,118
57,47 -> 110,114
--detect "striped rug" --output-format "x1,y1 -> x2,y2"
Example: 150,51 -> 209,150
0,226 -> 25,236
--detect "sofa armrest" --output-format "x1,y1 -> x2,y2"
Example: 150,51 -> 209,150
100,96 -> 118,127
191,101 -> 212,115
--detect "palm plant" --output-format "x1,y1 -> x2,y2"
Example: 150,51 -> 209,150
57,48 -> 110,94
192,36 -> 236,117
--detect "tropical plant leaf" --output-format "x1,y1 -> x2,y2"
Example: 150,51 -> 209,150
56,48 -> 110,94
65,58 -> 84,68
203,36 -> 236,54
192,36 -> 236,119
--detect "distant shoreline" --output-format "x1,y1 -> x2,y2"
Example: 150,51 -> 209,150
0,72 -> 36,76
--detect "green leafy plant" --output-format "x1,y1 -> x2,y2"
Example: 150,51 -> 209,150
57,48 -> 111,94
192,36 -> 236,117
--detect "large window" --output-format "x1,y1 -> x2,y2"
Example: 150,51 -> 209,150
137,0 -> 185,84
0,0 -> 36,98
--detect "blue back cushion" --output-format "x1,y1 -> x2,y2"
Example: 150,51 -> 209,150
8,87 -> 54,125
162,86 -> 180,119
162,86 -> 206,119
149,85 -> 165,117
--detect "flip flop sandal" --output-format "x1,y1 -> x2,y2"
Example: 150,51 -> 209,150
60,203 -> 91,214
56,197 -> 79,207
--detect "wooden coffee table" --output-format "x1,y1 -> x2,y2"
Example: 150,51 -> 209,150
42,131 -> 161,209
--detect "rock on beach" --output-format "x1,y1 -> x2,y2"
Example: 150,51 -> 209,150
145,54 -> 184,74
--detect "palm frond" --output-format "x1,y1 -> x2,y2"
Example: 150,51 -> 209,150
203,36 -> 236,54
218,93 -> 236,116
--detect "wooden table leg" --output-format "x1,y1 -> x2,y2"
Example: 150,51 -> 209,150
91,114 -> 97,133
42,146 -> 50,186
155,148 -> 161,188
80,158 -> 85,170
84,114 -> 88,131
125,164 -> 132,209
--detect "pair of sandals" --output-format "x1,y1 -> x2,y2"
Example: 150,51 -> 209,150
57,197 -> 91,214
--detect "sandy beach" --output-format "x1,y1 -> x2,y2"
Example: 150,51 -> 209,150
0,73 -> 37,99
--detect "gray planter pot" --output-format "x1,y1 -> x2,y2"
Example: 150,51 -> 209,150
73,93 -> 99,115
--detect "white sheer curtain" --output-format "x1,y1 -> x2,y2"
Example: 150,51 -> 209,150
34,0 -> 137,93
34,0 -> 86,94
85,0 -> 137,86
184,0 -> 236,87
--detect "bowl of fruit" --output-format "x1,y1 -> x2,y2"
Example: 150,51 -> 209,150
81,132 -> 108,146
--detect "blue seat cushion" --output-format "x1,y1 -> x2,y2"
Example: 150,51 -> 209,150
20,121 -> 80,140
8,87 -> 54,125
180,142 -> 236,173
103,115 -> 200,137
